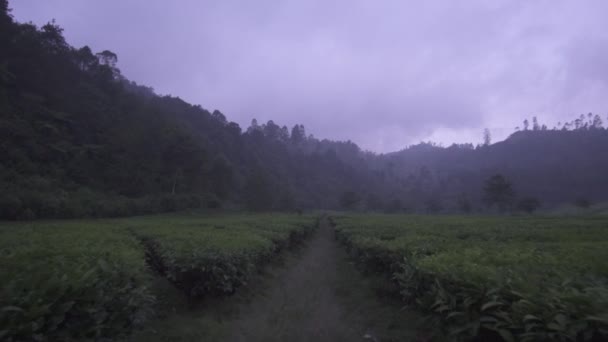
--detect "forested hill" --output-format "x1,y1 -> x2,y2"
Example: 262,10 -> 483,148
381,128 -> 608,211
1,3 -> 607,220
0,4 -> 382,219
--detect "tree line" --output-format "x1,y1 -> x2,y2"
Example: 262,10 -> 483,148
1,2 -> 607,219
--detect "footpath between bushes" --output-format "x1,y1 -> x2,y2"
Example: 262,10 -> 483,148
131,217 -> 424,342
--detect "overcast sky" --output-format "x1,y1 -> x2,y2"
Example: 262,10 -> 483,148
10,0 -> 608,152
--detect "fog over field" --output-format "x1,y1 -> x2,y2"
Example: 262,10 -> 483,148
11,0 -> 608,151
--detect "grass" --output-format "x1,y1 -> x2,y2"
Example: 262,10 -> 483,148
332,214 -> 608,341
0,212 -> 317,341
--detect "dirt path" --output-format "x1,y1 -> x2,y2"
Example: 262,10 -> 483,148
133,217 -> 422,342
227,217 -> 422,342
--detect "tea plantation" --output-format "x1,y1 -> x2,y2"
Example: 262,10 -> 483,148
0,213 -> 317,341
332,214 -> 608,341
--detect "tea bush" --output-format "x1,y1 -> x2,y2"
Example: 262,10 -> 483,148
0,213 -> 318,340
333,214 -> 608,341
0,222 -> 154,341
130,214 -> 317,297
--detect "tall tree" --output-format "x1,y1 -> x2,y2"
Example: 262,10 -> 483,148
483,128 -> 491,146
482,174 -> 514,212
290,124 -> 306,145
592,114 -> 603,129
532,116 -> 540,131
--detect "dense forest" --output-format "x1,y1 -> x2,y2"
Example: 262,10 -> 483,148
1,2 -> 607,220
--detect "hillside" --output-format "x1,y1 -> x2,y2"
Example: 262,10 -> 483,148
0,5 -> 384,219
1,3 -> 608,219
381,129 -> 608,210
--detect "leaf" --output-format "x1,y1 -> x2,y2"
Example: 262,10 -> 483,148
479,315 -> 499,324
98,258 -> 110,272
481,301 -> 504,312
586,315 -> 608,325
523,314 -> 542,322
554,313 -> 568,327
446,311 -> 465,320
434,305 -> 450,313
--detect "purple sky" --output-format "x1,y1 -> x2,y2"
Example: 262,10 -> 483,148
9,0 -> 608,152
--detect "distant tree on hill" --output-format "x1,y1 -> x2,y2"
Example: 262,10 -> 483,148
592,114 -> 603,129
517,197 -> 541,214
0,0 -> 9,17
96,50 -> 117,67
483,128 -> 491,146
532,116 -> 540,131
279,125 -> 290,142
75,46 -> 97,71
483,174 -> 515,212
340,191 -> 360,210
290,124 -> 306,145
211,110 -> 227,125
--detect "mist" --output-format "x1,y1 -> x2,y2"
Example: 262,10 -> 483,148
10,0 -> 608,151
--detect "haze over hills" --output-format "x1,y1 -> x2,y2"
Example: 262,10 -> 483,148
10,0 -> 608,152
1,2 -> 607,220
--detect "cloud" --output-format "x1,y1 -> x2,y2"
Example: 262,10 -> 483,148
9,0 -> 608,152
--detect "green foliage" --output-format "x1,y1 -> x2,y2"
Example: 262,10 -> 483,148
130,213 -> 317,298
333,214 -> 608,341
0,213 -> 318,340
0,184 -> 211,220
0,222 -> 154,341
483,174 -> 515,211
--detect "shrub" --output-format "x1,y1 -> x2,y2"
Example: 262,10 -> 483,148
333,214 -> 608,341
0,224 -> 154,341
517,197 -> 541,213
132,214 -> 317,298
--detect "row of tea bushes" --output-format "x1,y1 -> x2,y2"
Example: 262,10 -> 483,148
0,222 -> 154,341
0,213 -> 318,341
332,214 -> 608,341
131,214 -> 317,298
